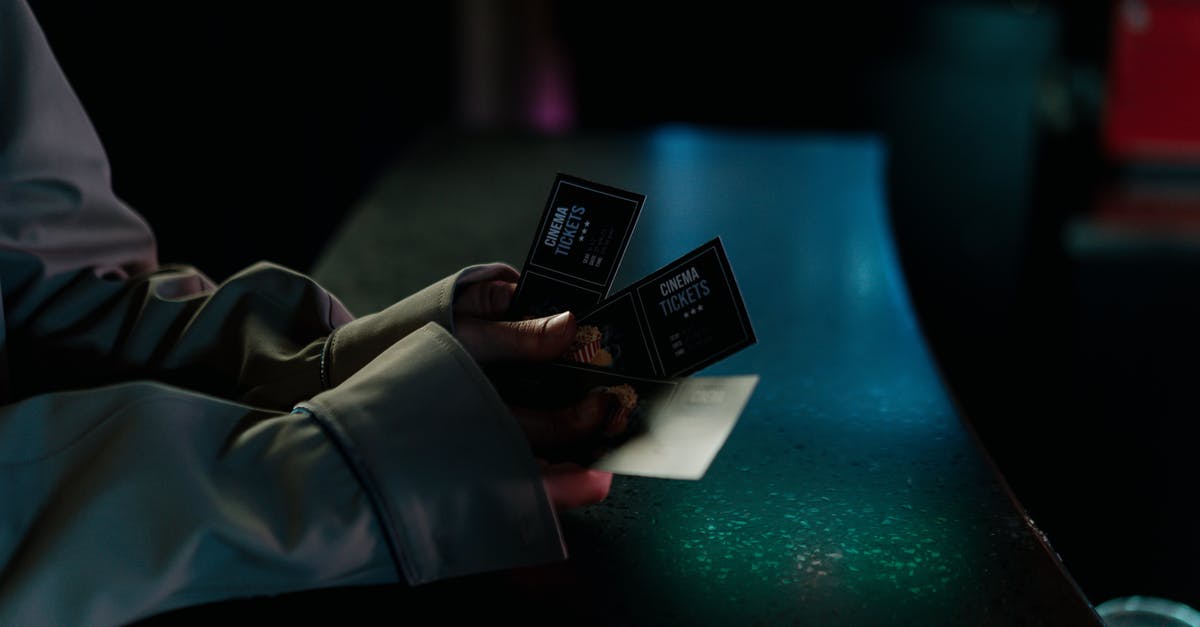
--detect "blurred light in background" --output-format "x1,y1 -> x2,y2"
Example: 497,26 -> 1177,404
456,0 -> 576,134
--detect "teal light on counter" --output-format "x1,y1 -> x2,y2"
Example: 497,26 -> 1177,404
562,129 -> 1011,624
314,131 -> 1099,624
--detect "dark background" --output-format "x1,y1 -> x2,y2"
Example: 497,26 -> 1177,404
27,0 -> 1200,610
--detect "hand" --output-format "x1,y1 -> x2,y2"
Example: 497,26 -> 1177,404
541,462 -> 613,510
453,279 -> 614,511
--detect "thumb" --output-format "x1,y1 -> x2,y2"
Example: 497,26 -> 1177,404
456,310 -> 576,363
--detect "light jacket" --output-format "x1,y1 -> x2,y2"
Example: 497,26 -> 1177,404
0,1 -> 565,624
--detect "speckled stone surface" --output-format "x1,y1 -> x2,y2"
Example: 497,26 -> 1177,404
309,130 -> 1101,625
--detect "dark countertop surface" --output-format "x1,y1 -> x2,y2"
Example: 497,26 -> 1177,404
304,129 -> 1100,625
146,129 -> 1100,625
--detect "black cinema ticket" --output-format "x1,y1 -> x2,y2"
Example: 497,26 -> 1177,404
561,237 -> 756,379
507,173 -> 645,320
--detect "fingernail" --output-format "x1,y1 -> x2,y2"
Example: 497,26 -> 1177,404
604,389 -> 622,417
602,390 -> 628,436
547,311 -> 573,334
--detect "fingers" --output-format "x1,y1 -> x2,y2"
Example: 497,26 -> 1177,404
455,311 -> 576,363
512,387 -> 613,454
453,280 -> 516,319
542,463 -> 613,510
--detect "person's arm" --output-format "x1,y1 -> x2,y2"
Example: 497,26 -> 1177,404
0,5 -> 606,623
0,322 -> 566,627
0,0 -> 156,284
0,0 -> 518,409
4,254 -> 519,411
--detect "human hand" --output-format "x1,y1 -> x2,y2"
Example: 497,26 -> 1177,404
453,279 -> 615,510
541,461 -> 614,509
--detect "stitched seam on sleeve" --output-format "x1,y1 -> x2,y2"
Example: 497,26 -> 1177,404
320,329 -> 337,389
292,404 -> 410,582
422,327 -> 565,558
300,325 -> 561,584
439,272 -> 454,334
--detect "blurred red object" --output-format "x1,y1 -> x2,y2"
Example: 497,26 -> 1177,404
1105,0 -> 1200,163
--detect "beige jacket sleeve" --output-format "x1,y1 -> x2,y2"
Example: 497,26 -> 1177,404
0,1 -> 565,624
0,320 -> 565,627
5,257 -> 517,411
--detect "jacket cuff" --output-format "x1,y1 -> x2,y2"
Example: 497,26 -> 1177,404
323,263 -> 518,388
298,321 -> 565,585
